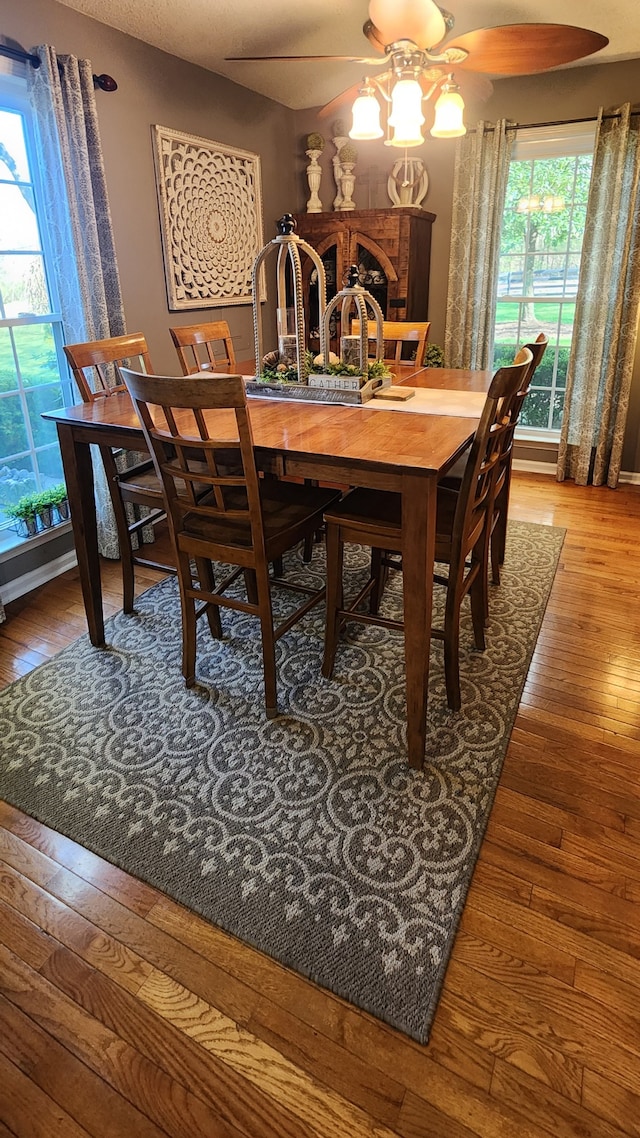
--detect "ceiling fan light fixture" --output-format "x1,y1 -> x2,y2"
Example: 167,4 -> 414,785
430,77 -> 466,138
367,0 -> 446,50
386,77 -> 425,147
349,84 -> 384,140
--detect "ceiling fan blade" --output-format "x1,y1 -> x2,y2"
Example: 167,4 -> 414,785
447,24 -> 608,76
363,20 -> 388,55
368,0 -> 446,49
225,54 -> 377,63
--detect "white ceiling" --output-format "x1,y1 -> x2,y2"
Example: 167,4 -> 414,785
56,0 -> 639,110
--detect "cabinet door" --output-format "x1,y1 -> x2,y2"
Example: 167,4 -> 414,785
349,231 -> 399,318
301,229 -> 347,344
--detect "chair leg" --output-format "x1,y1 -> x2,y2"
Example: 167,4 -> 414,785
106,466 -> 137,614
195,557 -> 222,639
303,533 -> 314,563
443,574 -> 463,712
492,464 -> 511,579
178,553 -> 197,687
244,569 -> 259,605
255,564 -> 278,718
369,548 -> 387,615
470,564 -> 486,653
322,521 -> 343,679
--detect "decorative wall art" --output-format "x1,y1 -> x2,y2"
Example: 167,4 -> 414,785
152,125 -> 264,310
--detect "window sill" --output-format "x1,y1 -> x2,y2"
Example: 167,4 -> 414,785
0,520 -> 73,563
515,429 -> 560,445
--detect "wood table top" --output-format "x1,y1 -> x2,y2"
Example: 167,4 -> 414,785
45,365 -> 492,478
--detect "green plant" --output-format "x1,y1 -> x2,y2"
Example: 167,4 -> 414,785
306,132 -> 325,151
424,343 -> 445,368
47,483 -> 68,507
5,494 -> 38,522
311,357 -> 391,380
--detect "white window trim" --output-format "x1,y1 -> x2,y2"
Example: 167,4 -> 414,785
499,122 -> 596,439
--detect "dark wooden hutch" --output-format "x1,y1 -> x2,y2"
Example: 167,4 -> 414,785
293,207 -> 435,339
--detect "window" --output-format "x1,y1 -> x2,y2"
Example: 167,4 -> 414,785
0,78 -> 74,531
493,124 -> 595,434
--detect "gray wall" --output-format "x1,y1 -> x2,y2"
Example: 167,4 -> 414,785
0,0 -> 297,373
296,58 -> 640,473
0,0 -> 298,584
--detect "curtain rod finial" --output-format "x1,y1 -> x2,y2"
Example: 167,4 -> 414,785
93,73 -> 117,92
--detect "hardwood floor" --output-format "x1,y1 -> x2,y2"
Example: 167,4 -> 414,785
1,471 -> 639,1138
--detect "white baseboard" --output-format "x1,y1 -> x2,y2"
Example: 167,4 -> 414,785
513,460 -> 640,485
1,549 -> 78,605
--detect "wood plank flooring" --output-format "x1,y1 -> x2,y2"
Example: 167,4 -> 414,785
0,472 -> 639,1138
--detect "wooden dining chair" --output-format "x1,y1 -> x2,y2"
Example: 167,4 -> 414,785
120,367 -> 342,717
170,321 -> 236,376
488,332 -> 548,584
321,350 -> 532,712
351,319 -> 431,365
441,332 -> 548,591
63,333 -> 171,614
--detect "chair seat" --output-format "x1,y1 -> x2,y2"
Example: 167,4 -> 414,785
324,486 -> 458,560
439,453 -> 466,490
182,480 -> 340,551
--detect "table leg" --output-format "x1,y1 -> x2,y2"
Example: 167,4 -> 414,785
57,423 -> 105,647
401,472 -> 437,770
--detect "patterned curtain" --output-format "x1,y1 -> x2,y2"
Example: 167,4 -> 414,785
445,119 -> 516,369
557,104 -> 640,488
28,47 -> 127,556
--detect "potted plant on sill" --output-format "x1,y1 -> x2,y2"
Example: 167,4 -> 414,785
49,483 -> 70,522
5,483 -> 70,537
6,495 -> 39,537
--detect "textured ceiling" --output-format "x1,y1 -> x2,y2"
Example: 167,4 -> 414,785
55,0 -> 638,110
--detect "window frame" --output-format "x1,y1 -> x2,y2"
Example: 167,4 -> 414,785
495,122 -> 596,440
0,71 -> 74,534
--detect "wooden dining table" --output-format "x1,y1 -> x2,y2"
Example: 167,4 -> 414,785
44,363 -> 492,770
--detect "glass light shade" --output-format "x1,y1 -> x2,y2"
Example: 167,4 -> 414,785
386,78 -> 425,147
430,87 -> 466,138
349,91 -> 383,140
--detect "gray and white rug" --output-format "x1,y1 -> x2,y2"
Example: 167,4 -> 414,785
0,520 -> 564,1042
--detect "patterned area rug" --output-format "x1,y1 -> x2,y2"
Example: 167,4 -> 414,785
0,520 -> 564,1043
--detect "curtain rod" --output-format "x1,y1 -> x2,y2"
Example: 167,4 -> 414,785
469,110 -> 639,133
0,40 -> 117,91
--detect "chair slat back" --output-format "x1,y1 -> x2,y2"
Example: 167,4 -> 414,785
120,368 -> 263,547
497,332 -> 549,470
64,334 -> 154,402
453,349 -> 533,559
351,319 -> 431,365
170,321 -> 237,376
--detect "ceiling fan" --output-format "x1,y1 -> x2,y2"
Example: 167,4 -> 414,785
226,0 -> 608,145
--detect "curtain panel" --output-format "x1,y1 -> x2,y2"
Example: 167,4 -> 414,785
557,104 -> 640,487
28,47 -> 129,557
445,119 -> 516,370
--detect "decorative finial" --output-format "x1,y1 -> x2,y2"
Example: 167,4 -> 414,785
277,214 -> 296,235
346,264 -> 360,289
